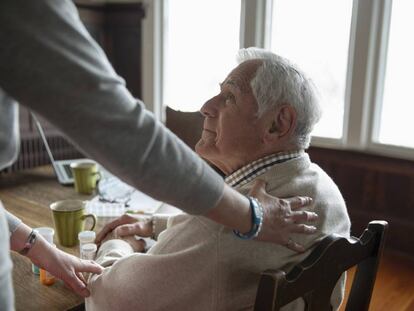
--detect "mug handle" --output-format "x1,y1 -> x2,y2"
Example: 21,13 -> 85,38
92,171 -> 102,187
81,213 -> 97,231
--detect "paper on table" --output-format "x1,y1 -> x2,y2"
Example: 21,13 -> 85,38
86,190 -> 164,217
86,192 -> 183,217
86,169 -> 182,217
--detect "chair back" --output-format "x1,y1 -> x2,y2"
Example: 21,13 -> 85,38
254,221 -> 388,311
165,107 -> 203,151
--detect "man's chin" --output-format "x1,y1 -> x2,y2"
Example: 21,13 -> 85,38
195,139 -> 203,155
195,140 -> 215,160
195,139 -> 208,157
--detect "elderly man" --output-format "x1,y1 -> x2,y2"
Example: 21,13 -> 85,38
86,48 -> 350,311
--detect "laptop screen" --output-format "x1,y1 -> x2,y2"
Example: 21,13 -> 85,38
62,163 -> 73,178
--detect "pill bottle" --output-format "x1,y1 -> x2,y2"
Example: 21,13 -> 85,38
78,231 -> 96,258
36,227 -> 56,286
81,243 -> 97,261
39,245 -> 57,286
80,243 -> 97,281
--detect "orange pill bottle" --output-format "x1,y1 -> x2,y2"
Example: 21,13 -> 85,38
40,267 -> 55,286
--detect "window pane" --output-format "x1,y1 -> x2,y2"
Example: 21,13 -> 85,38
378,1 -> 414,148
164,0 -> 241,112
270,0 -> 353,139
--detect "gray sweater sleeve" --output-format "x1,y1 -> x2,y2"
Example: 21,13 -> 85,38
0,90 -> 20,171
0,204 -> 15,311
0,0 -> 224,215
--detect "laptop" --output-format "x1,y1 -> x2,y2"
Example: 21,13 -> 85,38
31,113 -> 89,185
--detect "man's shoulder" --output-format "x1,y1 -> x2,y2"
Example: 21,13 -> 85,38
266,154 -> 339,192
237,153 -> 336,194
236,154 -> 349,230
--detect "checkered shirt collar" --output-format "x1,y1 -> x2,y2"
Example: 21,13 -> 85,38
224,151 -> 304,188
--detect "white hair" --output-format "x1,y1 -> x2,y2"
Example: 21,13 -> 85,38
236,48 -> 322,149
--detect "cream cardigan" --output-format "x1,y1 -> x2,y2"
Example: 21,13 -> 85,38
86,154 -> 350,310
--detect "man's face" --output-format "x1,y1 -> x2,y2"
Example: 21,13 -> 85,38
195,60 -> 268,174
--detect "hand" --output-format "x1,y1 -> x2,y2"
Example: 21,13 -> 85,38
31,244 -> 103,297
11,223 -> 103,297
96,214 -> 152,245
249,179 -> 318,252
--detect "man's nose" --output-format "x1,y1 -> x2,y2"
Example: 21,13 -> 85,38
200,95 -> 219,117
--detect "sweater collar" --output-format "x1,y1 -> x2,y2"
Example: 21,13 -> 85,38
224,150 -> 304,188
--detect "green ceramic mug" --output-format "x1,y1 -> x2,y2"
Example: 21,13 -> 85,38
70,161 -> 100,195
50,200 -> 97,247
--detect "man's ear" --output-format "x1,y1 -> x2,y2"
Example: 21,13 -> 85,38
263,105 -> 297,143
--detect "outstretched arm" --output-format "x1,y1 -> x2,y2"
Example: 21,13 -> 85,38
0,0 -> 316,248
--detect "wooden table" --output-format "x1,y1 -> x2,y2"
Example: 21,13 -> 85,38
0,166 -> 114,311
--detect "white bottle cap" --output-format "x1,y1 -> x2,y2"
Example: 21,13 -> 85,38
78,231 -> 96,243
34,227 -> 55,244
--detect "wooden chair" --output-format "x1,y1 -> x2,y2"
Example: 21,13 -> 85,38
254,221 -> 388,311
165,107 -> 204,151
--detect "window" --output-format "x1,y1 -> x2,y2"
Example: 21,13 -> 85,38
163,0 -> 241,112
270,0 -> 353,139
143,0 -> 414,160
376,0 -> 414,148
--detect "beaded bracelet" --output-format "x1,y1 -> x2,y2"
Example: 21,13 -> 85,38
233,196 -> 264,240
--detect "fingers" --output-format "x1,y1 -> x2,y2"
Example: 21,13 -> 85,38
66,260 -> 103,297
113,223 -> 144,238
248,179 -> 267,197
96,214 -> 138,244
290,224 -> 317,234
285,196 -> 313,210
77,260 -> 104,275
65,270 -> 90,297
289,210 -> 318,223
285,238 -> 306,253
95,227 -> 110,245
63,259 -> 103,298
76,271 -> 86,284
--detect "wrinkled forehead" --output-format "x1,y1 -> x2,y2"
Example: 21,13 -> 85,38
222,59 -> 263,93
